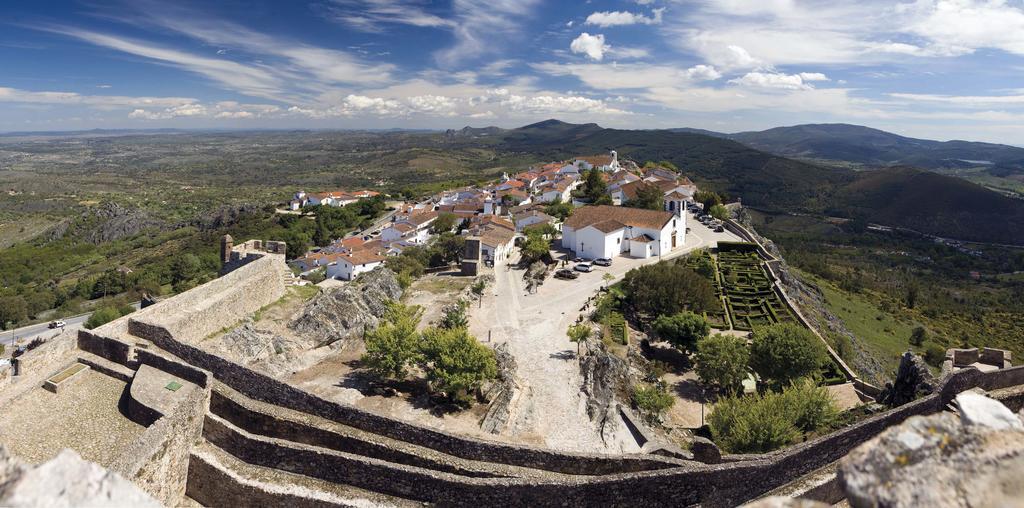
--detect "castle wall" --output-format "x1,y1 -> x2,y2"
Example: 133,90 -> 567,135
109,350 -> 211,506
127,255 -> 287,345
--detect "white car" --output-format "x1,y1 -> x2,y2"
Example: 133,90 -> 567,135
48,320 -> 66,329
574,262 -> 594,273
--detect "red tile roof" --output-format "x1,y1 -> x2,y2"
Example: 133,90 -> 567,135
564,205 -> 673,231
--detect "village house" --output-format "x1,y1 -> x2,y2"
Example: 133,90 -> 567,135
473,225 -> 517,266
293,189 -> 380,209
326,249 -> 387,281
573,151 -> 621,172
561,205 -> 684,260
513,209 -> 558,232
535,176 -> 579,204
381,210 -> 437,244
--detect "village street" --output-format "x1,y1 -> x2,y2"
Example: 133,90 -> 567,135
468,213 -> 740,453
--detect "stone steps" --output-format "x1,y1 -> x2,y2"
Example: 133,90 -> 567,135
208,380 -> 560,481
188,441 -> 422,508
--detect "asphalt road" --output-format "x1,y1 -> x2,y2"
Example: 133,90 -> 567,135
1,302 -> 141,351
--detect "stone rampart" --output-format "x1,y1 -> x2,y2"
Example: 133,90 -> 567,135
127,255 -> 287,345
131,319 -> 683,475
78,328 -> 133,366
1,332 -> 77,404
109,350 -> 212,506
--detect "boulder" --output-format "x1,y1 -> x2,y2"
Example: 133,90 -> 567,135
0,447 -> 159,507
289,267 -> 403,348
838,392 -> 1024,508
877,351 -> 936,407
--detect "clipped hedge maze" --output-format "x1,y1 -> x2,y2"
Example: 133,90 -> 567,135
716,249 -> 796,331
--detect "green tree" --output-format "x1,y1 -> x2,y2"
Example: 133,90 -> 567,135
170,253 -> 202,285
567,323 -> 591,355
439,300 -> 469,330
906,283 -> 920,309
519,230 -> 551,265
625,182 -> 664,211
909,326 -> 929,347
0,296 -> 29,329
652,311 -> 710,352
621,262 -> 718,317
708,204 -> 729,221
84,306 -> 122,330
749,323 -> 827,390
430,212 -> 459,234
709,380 -> 838,454
544,197 -> 574,221
361,302 -> 424,380
924,342 -> 946,367
282,230 -> 311,260
312,221 -> 332,247
694,334 -> 750,394
690,251 -> 716,278
695,190 -> 722,211
580,169 -> 611,204
428,232 -> 465,266
421,326 -> 497,403
91,270 -> 126,299
386,252 -> 426,278
632,383 -> 675,424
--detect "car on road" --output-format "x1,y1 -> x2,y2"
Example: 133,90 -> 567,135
48,320 -> 66,329
554,269 -> 579,280
593,257 -> 612,267
574,262 -> 594,273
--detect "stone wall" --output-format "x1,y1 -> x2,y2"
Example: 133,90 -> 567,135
78,328 -> 132,366
109,350 -> 211,506
130,319 -> 683,475
186,450 -> 348,508
127,255 -> 287,345
1,332 -> 77,404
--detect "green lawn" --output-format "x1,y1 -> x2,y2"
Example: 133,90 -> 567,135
796,269 -> 918,373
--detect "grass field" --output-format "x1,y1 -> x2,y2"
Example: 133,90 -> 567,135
796,270 -> 918,374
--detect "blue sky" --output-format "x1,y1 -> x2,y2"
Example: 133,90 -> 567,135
4,0 -> 1024,144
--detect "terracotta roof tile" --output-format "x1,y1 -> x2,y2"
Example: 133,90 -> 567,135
564,205 -> 673,231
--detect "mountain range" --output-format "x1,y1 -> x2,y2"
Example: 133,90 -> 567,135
452,120 -> 1024,245
672,123 -> 1024,177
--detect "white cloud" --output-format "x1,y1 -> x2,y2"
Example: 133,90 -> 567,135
570,33 -> 609,61
484,88 -> 629,115
899,0 -> 1024,56
608,46 -> 650,59
532,62 -> 721,90
729,71 -> 826,90
686,64 -> 723,81
324,0 -> 456,33
433,0 -> 542,67
585,8 -> 664,27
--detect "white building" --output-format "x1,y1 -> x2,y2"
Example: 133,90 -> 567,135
326,250 -> 386,280
476,226 -> 517,266
561,205 -> 683,260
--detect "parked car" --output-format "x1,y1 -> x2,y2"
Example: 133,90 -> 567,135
554,269 -> 579,280
714,225 -> 725,233
574,262 -> 594,273
593,257 -> 612,267
48,320 -> 66,329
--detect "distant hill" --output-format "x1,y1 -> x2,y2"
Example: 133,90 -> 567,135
833,167 -> 1024,244
490,121 -> 1024,245
721,123 -> 1024,175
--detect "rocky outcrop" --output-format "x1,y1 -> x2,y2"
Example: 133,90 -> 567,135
480,342 -> 519,434
0,447 -> 159,507
190,204 -> 268,231
48,202 -> 165,244
838,392 -> 1024,507
580,338 -> 634,444
208,321 -> 307,378
289,267 -> 403,348
878,352 -> 936,407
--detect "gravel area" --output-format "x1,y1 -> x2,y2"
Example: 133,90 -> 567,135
0,370 -> 144,466
468,219 -> 739,453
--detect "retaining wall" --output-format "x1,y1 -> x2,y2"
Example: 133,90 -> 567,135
130,318 -> 681,475
127,255 -> 287,345
109,350 -> 212,506
187,450 -> 352,508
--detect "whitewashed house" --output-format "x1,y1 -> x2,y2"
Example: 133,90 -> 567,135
561,205 -> 683,260
326,250 -> 386,281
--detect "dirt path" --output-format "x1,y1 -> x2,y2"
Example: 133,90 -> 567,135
469,221 -> 737,453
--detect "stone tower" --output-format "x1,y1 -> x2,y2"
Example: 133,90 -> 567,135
220,234 -> 233,265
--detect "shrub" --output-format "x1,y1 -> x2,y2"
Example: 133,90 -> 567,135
749,323 -> 826,390
421,326 -> 497,403
695,334 -> 750,394
709,381 -> 838,454
360,302 -> 424,380
439,300 -> 469,330
924,342 -> 946,367
396,271 -> 413,290
622,262 -> 718,317
632,383 -> 675,424
84,306 -> 123,330
652,311 -> 710,352
567,323 -> 591,354
909,326 -> 929,347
